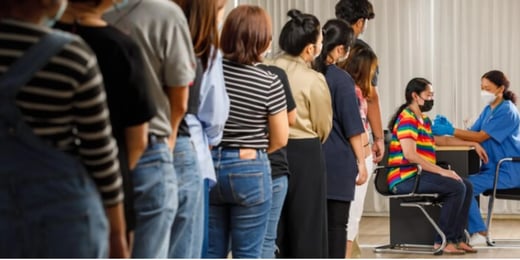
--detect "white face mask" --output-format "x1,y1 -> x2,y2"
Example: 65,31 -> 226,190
313,42 -> 322,59
43,0 -> 67,27
336,46 -> 350,63
480,90 -> 496,105
362,19 -> 368,34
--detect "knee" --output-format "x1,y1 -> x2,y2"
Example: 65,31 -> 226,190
450,180 -> 467,197
463,178 -> 474,195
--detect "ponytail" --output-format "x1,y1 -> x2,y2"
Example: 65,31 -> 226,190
387,103 -> 408,131
504,90 -> 517,105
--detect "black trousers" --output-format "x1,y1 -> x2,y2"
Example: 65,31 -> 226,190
327,199 -> 351,258
276,138 -> 328,258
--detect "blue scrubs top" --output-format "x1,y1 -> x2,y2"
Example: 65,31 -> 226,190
470,100 -> 520,187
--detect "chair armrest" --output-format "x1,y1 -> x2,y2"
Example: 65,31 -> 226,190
375,163 -> 425,196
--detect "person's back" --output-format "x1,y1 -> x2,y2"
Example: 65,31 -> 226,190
0,0 -> 125,257
104,0 -> 196,257
54,0 -> 157,242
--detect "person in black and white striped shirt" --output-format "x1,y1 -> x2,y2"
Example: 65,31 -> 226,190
0,0 -> 126,257
207,5 -> 288,258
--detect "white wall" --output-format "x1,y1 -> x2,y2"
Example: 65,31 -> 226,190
229,0 -> 520,215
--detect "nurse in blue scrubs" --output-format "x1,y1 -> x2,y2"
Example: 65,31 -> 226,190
432,70 -> 520,244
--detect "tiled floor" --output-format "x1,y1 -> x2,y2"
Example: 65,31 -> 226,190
357,216 -> 520,258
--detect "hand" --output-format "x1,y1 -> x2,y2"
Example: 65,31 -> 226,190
434,114 -> 454,126
440,169 -> 462,182
110,231 -> 130,258
432,121 -> 455,136
106,204 -> 130,258
356,160 -> 368,185
372,139 -> 385,163
473,143 -> 489,164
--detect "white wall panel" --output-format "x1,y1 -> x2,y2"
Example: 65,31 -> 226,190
228,0 -> 520,215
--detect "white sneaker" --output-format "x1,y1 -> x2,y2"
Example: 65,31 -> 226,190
469,233 -> 487,246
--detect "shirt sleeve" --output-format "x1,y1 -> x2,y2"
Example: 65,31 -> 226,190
74,53 -> 123,207
309,74 -> 333,143
162,5 -> 196,87
266,74 -> 287,115
482,102 -> 519,143
198,50 -> 229,146
396,111 -> 419,141
121,40 -> 157,126
334,74 -> 365,139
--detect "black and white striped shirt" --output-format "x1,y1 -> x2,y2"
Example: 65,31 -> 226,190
220,59 -> 287,149
0,19 -> 123,206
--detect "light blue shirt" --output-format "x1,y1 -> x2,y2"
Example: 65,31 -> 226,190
470,100 -> 520,187
188,49 -> 229,183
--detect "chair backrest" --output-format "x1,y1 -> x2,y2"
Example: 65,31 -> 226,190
374,166 -> 392,196
374,129 -> 393,196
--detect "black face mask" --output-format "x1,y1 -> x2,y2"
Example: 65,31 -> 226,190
419,99 -> 434,112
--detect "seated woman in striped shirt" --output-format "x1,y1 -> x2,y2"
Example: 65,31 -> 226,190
387,77 -> 487,254
206,5 -> 288,258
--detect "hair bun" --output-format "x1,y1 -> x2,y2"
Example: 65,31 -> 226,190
287,9 -> 304,25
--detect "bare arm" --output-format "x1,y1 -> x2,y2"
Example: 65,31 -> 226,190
349,133 -> 368,185
367,86 -> 384,162
453,128 -> 491,143
400,138 -> 462,181
288,108 -> 297,126
435,135 -> 489,163
165,86 -> 189,151
106,203 -> 130,258
125,123 -> 149,170
267,110 -> 289,153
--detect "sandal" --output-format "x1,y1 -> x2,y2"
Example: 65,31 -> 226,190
457,242 -> 478,253
434,243 -> 465,255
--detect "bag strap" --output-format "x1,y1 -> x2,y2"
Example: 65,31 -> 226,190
0,30 -> 74,96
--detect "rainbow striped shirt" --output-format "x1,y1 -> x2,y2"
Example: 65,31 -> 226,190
387,108 -> 436,190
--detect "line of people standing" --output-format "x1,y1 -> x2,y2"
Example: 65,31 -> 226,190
0,0 -> 385,258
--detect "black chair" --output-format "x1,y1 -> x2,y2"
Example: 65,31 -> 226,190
372,130 -> 446,255
373,163 -> 446,255
482,157 -> 520,246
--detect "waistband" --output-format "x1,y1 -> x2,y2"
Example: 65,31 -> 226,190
148,134 -> 169,145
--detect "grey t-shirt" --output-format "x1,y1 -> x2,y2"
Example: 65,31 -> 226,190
104,0 -> 196,137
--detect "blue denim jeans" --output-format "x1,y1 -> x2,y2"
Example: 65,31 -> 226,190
169,136 -> 204,258
393,171 -> 473,243
207,148 -> 272,258
261,175 -> 288,258
0,167 -> 108,257
131,142 -> 177,258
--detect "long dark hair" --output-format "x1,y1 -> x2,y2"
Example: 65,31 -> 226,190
174,0 -> 219,71
482,70 -> 516,105
279,9 -> 320,56
313,19 -> 354,75
388,77 -> 432,130
339,41 -> 377,97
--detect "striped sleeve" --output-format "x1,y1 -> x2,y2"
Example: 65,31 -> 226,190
73,51 -> 123,206
396,110 -> 419,141
266,76 -> 287,115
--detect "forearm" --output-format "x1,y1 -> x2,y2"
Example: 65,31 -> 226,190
406,153 -> 445,174
166,86 -> 189,150
105,203 -> 130,258
453,128 -> 489,143
435,135 -> 479,147
367,87 -> 383,139
125,123 -> 149,170
349,134 -> 366,163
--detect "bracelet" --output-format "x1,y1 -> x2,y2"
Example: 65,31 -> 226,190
374,136 -> 384,142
